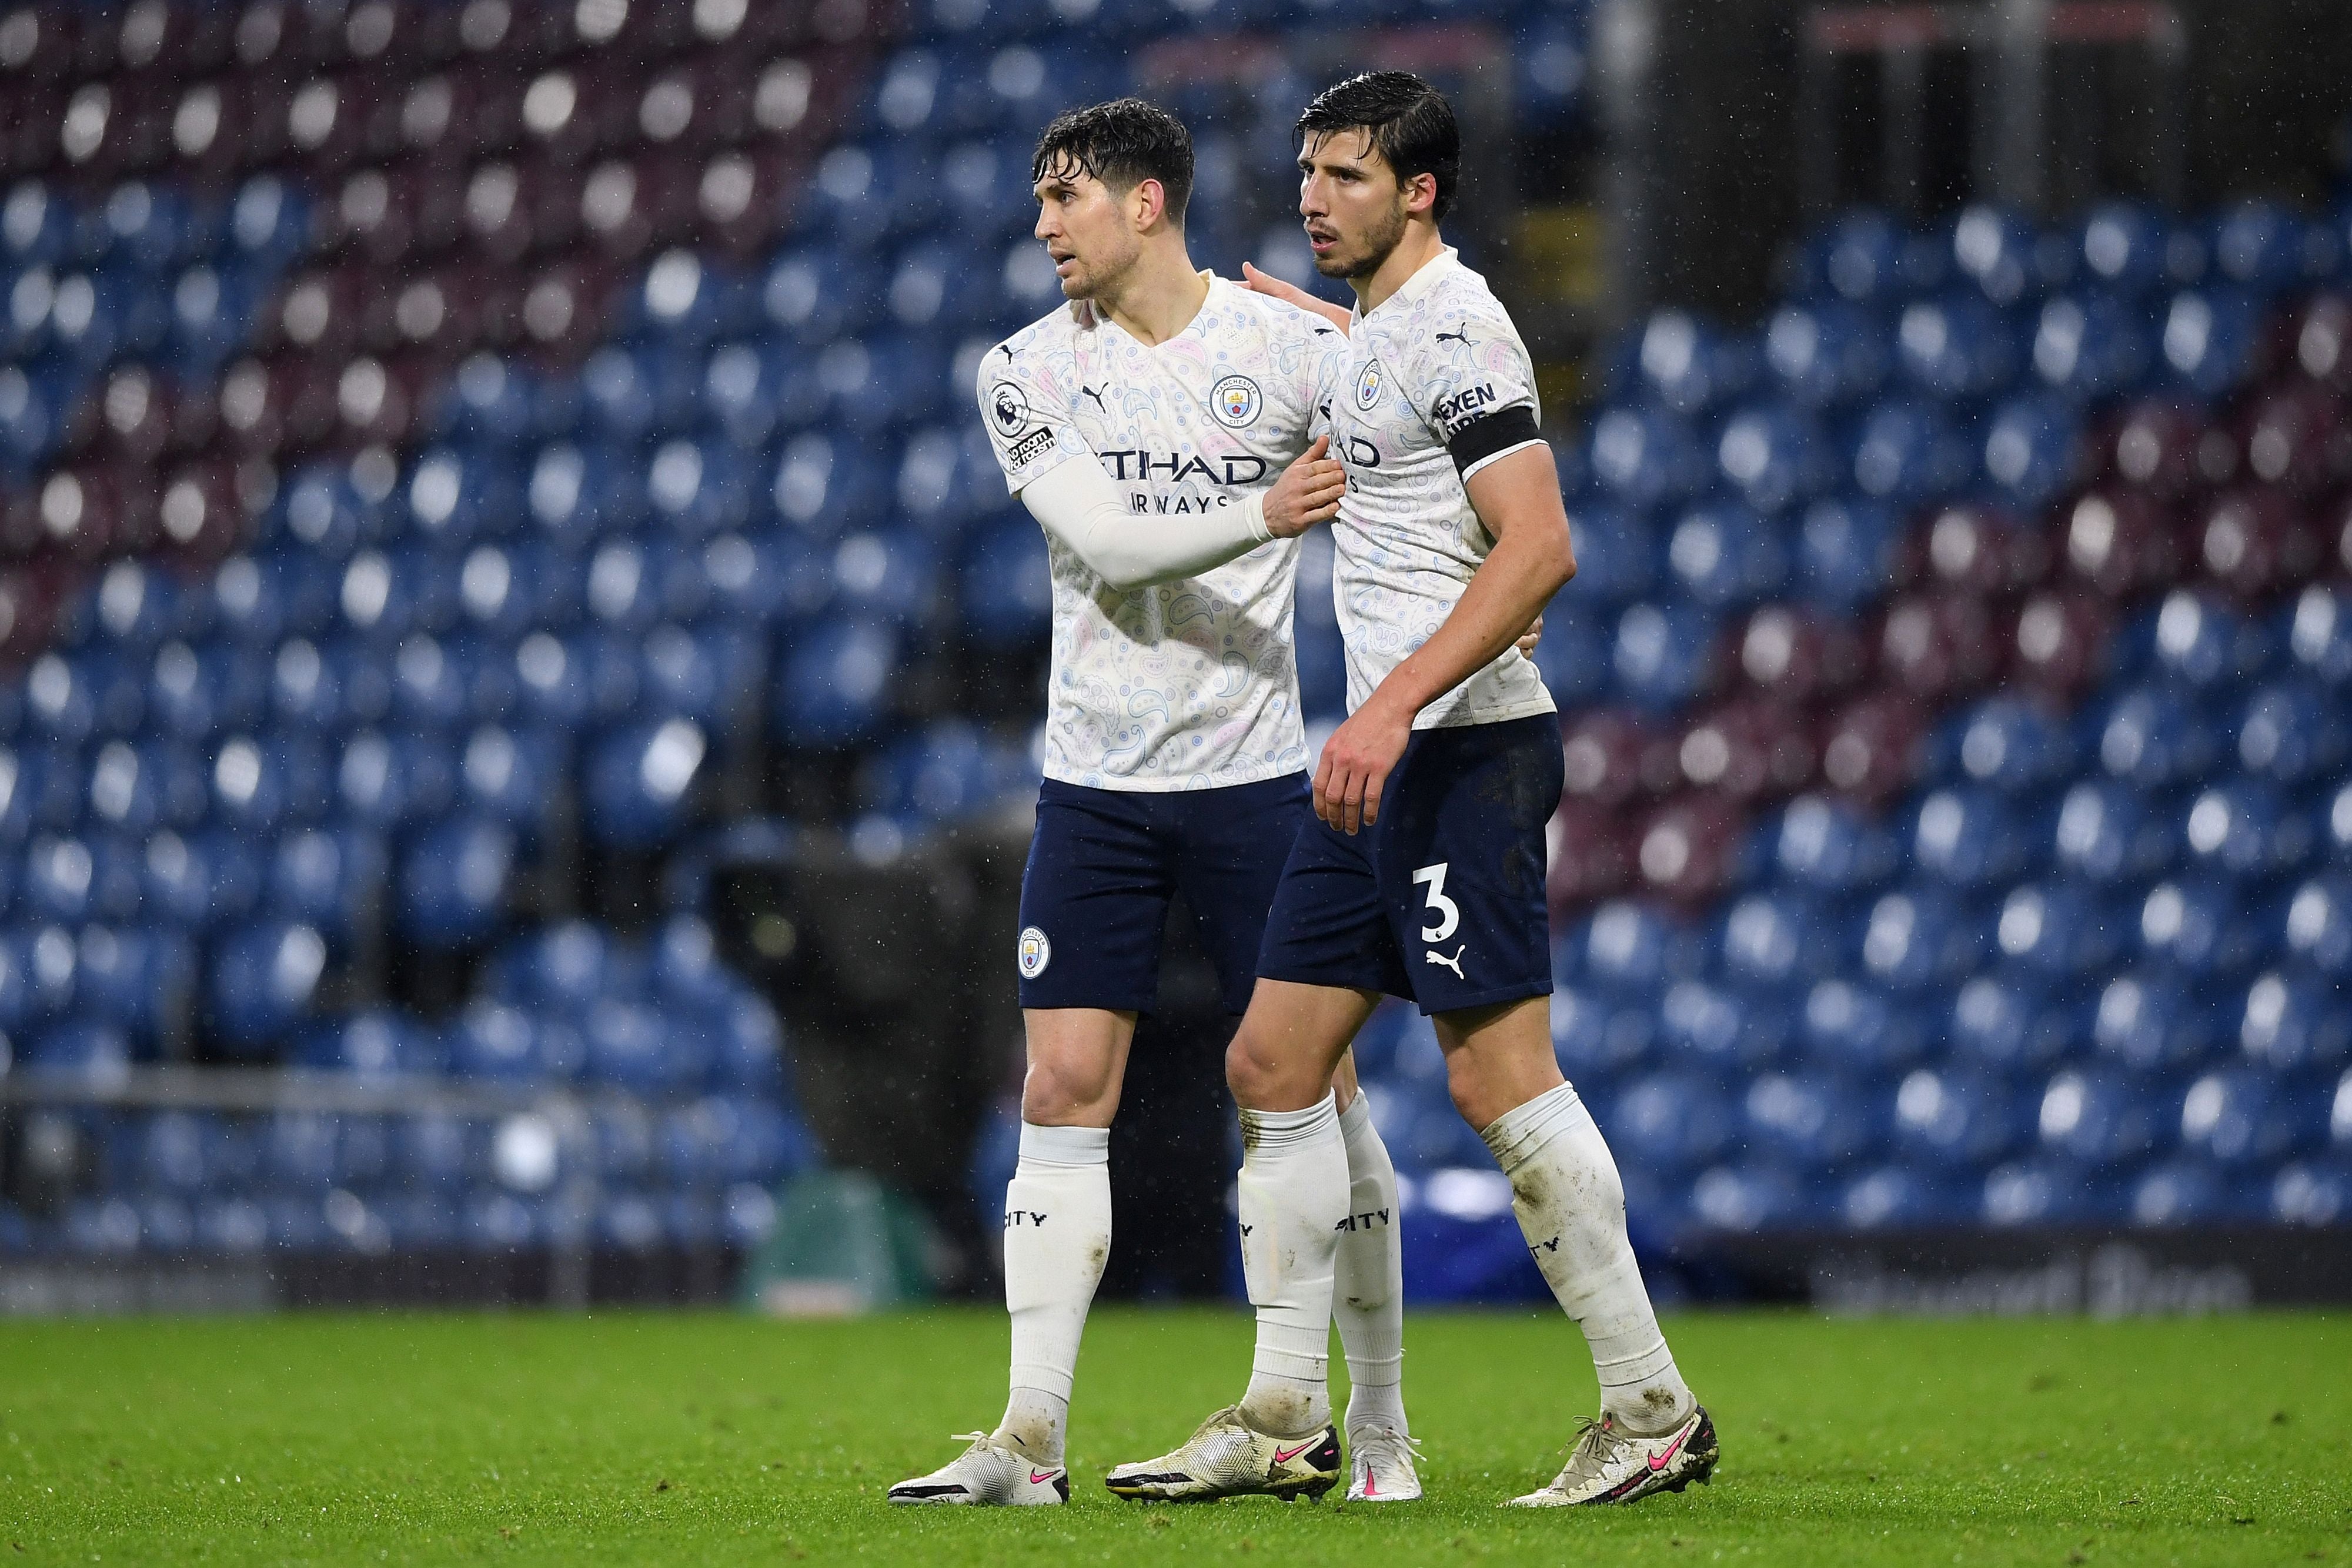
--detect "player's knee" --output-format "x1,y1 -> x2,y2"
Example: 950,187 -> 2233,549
1021,1051 -> 1117,1123
1443,1052 -> 1507,1135
1224,1029 -> 1289,1110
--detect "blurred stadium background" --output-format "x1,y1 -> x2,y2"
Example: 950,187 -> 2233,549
0,0 -> 2347,1320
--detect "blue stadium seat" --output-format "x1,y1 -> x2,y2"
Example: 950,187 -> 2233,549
1717,889 -> 1838,995
1624,309 -> 1758,416
2037,1067 -> 2162,1168
1840,1165 -> 1960,1228
24,834 -> 143,925
1802,978 -> 1932,1077
2074,203 -> 2174,298
1995,881 -> 2128,979
1980,392 -> 2082,513
2092,969 -> 2221,1073
1942,696 -> 2074,796
1585,406 -> 1709,511
2282,874 -> 2352,975
1909,786 -> 2028,890
775,616 -> 899,745
1896,294 -> 2021,400
1762,299 -> 1891,409
2288,584 -> 2352,686
2271,1159 -> 2352,1226
1658,977 -> 1792,1071
269,825 -> 386,944
1551,983 -> 1660,1084
75,926 -> 193,1042
449,1001 -> 550,1082
1611,600 -> 1720,713
584,718 -> 708,848
1850,397 -> 1973,507
2181,780 -> 2316,882
396,816 -> 516,950
1808,209 -> 1938,308
1984,1153 -> 2116,1227
1743,1071 -> 1876,1169
1665,500 -> 1790,609
771,431 -> 891,540
1949,205 -> 2049,306
336,730 -> 457,833
22,1018 -> 131,1081
2129,1159 -> 2242,1225
435,355 -> 544,452
399,1115 -> 475,1192
2159,286 -> 2265,399
2239,968 -> 2352,1073
2209,200 -> 2330,295
1688,1162 -> 1812,1232
579,343 -> 700,445
1947,968 -> 2081,1075
1558,500 -> 1660,607
647,436 -> 759,540
456,726 -> 563,840
2139,875 -> 2271,977
2053,778 -> 2179,885
1894,1066 -> 2026,1170
2238,677 -> 2348,788
627,249 -> 750,352
2179,1067 -> 2319,1169
205,921 -> 328,1052
1715,399 -> 1836,513
86,740 -> 208,837
297,1010 -> 437,1078
2031,293 -> 2156,400
1577,900 -> 1701,995
2095,682 -> 2226,790
1607,1072 -> 1736,1174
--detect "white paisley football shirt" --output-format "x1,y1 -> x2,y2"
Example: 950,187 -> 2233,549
981,276 -> 1351,790
1326,246 -> 1558,730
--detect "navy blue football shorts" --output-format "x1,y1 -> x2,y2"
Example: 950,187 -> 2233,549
1015,773 -> 1312,1015
1258,714 -> 1563,1016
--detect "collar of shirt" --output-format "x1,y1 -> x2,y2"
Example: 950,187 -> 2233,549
1351,245 -> 1461,327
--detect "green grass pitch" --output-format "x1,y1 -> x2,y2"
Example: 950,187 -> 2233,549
1,1306 -> 2344,1564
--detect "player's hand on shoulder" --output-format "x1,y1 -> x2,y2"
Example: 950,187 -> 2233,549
1242,262 -> 1351,331
1516,612 -> 1544,660
1314,693 -> 1413,835
1262,433 -> 1347,539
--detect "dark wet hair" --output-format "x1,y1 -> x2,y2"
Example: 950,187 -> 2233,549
1031,98 -> 1194,225
1295,71 -> 1459,222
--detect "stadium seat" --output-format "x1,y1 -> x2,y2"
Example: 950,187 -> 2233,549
2179,1067 -> 2317,1169
1607,1071 -> 1736,1174
2092,969 -> 2221,1073
2037,1067 -> 2163,1169
396,814 -> 516,949
1894,1066 -> 2026,1171
1802,978 -> 1932,1078
205,920 -> 328,1051
2140,875 -> 2271,977
2053,778 -> 2180,885
2239,968 -> 2352,1073
1948,968 -> 2080,1075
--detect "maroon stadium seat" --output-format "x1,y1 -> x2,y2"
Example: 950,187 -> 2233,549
2197,486 -> 2324,603
2104,399 -> 2221,500
1818,691 -> 1926,806
1561,708 -> 1670,809
1548,797 -> 1639,912
1913,503 -> 2049,597
1675,694 -> 1818,802
1875,590 -> 2007,703
2238,381 -> 2350,495
2297,293 -> 2351,391
2060,488 -> 2183,599
2010,589 -> 2117,701
1732,604 -> 1867,709
1633,793 -> 1746,905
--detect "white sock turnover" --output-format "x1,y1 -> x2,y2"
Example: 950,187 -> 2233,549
1334,1091 -> 1406,1437
996,1121 -> 1112,1466
1481,1082 -> 1695,1437
1236,1092 -> 1349,1437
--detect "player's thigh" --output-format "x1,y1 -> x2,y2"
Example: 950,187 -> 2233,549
1016,783 -> 1179,1015
1375,718 -> 1563,1018
1226,977 -> 1382,1112
1171,773 -> 1314,1015
1430,993 -> 1563,1132
1020,1007 -> 1138,1127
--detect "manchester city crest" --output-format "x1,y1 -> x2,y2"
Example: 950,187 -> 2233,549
1354,359 -> 1386,411
1017,925 -> 1053,978
1210,373 -> 1262,428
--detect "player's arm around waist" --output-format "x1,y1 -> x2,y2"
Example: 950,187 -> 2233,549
1367,443 -> 1576,722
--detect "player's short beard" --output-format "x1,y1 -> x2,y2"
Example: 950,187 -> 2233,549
1061,231 -> 1140,303
1315,197 -> 1409,284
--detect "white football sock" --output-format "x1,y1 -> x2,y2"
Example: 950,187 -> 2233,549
1334,1091 -> 1407,1437
995,1121 -> 1111,1466
1235,1092 -> 1349,1437
1481,1082 -> 1695,1437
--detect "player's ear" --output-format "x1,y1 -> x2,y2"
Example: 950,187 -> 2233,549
1403,170 -> 1439,219
1130,176 -> 1166,231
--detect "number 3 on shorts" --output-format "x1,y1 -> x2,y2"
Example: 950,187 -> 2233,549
1412,862 -> 1459,943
